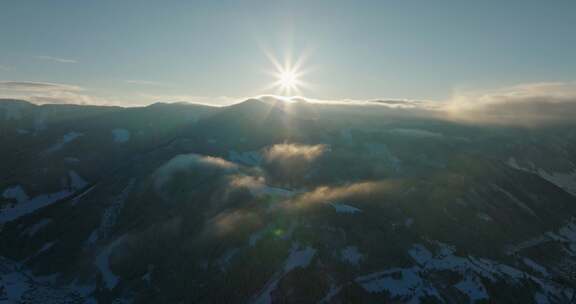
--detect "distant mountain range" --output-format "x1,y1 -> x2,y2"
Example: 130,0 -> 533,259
1,97 -> 576,303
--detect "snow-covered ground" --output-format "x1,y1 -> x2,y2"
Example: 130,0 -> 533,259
340,246 -> 364,265
2,185 -> 29,204
0,256 -> 93,303
69,170 -> 88,190
330,202 -> 362,214
0,190 -> 72,224
355,240 -> 572,303
507,157 -> 576,196
22,218 -> 53,237
86,180 -> 134,245
284,245 -> 316,272
95,236 -> 125,290
0,171 -> 88,224
252,244 -> 316,304
44,131 -> 84,154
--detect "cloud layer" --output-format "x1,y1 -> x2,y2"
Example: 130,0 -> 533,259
445,82 -> 576,126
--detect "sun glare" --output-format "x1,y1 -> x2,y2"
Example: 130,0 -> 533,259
263,48 -> 311,96
279,69 -> 298,90
273,65 -> 304,96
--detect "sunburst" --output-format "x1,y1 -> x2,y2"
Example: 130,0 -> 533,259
263,48 -> 311,96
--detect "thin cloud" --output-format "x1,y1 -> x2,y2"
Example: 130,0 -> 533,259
154,153 -> 238,195
0,65 -> 10,71
0,80 -> 118,105
0,81 -> 82,92
36,55 -> 77,64
280,180 -> 403,212
264,143 -> 326,164
262,143 -> 327,186
125,80 -> 168,86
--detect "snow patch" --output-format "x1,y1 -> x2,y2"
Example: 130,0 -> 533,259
38,241 -> 55,254
523,258 -> 549,276
340,246 -> 364,265
0,256 -> 92,303
68,170 -> 88,190
95,237 -> 124,290
23,218 -> 52,236
493,184 -> 537,217
356,267 -> 439,302
284,245 -> 316,272
357,242 -> 570,303
44,131 -> 84,153
0,172 -> 87,224
252,244 -> 316,304
477,212 -> 493,221
86,181 -> 134,245
218,248 -> 239,271
0,190 -> 72,224
330,202 -> 362,214
405,218 -> 414,227
507,157 -> 576,196
249,229 -> 267,247
454,276 -> 489,302
2,185 -> 29,204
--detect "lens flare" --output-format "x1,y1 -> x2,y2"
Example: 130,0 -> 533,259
278,69 -> 298,91
262,48 -> 312,97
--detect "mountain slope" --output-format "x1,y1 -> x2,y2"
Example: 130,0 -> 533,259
1,98 -> 576,303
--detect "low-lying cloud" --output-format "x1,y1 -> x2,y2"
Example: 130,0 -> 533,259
261,143 -> 327,187
279,179 -> 403,212
445,82 -> 576,126
206,209 -> 262,238
154,153 -> 238,196
264,143 -> 326,164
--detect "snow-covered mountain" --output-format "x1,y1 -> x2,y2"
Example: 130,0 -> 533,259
1,98 -> 576,303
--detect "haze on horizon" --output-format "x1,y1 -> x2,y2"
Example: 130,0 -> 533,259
0,0 -> 575,107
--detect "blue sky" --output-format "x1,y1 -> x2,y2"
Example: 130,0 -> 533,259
0,0 -> 575,105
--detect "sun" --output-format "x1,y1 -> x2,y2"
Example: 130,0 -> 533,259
263,49 -> 311,96
278,69 -> 298,91
273,65 -> 304,96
